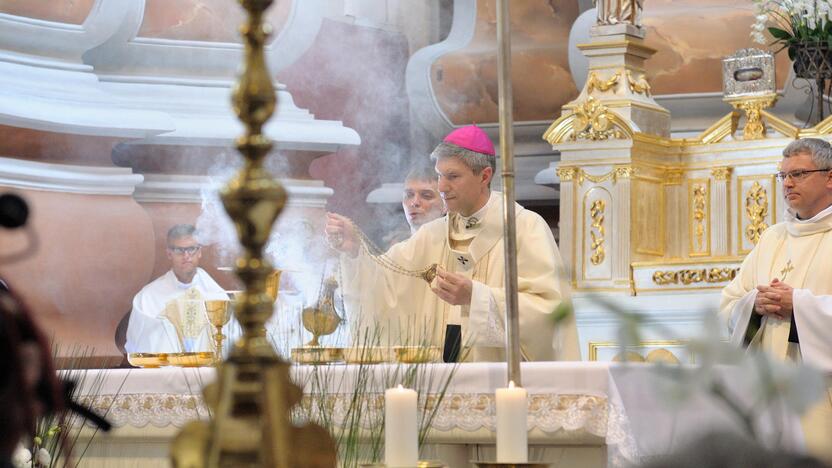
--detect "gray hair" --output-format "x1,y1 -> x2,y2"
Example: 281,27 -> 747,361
782,137 -> 832,168
167,224 -> 197,245
430,142 -> 496,184
404,165 -> 438,184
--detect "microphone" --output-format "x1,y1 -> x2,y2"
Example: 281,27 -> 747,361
0,193 -> 29,229
61,380 -> 112,432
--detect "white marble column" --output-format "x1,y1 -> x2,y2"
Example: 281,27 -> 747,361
613,167 -> 633,284
556,166 -> 577,285
664,169 -> 684,258
710,167 -> 732,256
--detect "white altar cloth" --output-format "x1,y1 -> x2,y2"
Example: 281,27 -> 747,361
73,362 -> 806,468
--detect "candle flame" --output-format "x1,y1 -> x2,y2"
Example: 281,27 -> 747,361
508,380 -> 515,389
397,384 -> 403,390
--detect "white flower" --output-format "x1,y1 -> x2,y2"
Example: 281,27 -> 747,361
36,447 -> 52,467
753,31 -> 768,45
12,445 -> 32,468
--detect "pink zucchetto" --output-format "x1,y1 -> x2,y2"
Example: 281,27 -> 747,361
443,125 -> 495,156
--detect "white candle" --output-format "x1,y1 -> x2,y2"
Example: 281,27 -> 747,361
496,380 -> 528,463
385,384 -> 419,467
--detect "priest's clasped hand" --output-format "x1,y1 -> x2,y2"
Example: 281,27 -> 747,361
754,278 -> 795,320
324,212 -> 359,257
431,267 -> 472,306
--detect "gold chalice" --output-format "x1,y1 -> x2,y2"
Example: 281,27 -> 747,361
265,269 -> 281,303
204,299 -> 232,363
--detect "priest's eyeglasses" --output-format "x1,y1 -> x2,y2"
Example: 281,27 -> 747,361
168,245 -> 201,255
775,169 -> 831,182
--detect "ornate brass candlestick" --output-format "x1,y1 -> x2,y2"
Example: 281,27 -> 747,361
204,299 -> 231,363
170,1 -> 335,466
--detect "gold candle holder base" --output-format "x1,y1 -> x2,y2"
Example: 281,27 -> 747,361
290,346 -> 344,365
472,462 -> 550,468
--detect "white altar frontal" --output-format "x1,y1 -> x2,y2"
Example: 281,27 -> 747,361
72,362 -> 806,468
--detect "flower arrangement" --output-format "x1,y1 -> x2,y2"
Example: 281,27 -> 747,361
751,0 -> 832,56
13,344 -> 125,468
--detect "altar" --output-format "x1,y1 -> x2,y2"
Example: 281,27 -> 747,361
71,361 -> 804,468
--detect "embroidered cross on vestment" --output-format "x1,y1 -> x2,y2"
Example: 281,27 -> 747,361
779,260 -> 794,281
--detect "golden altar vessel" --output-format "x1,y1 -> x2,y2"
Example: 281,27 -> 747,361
204,299 -> 232,363
291,276 -> 344,364
170,0 -> 336,466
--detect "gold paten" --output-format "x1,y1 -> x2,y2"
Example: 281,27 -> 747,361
168,352 -> 215,368
127,353 -> 169,368
343,346 -> 390,364
393,346 -> 442,364
291,347 -> 344,365
170,0 -> 336,467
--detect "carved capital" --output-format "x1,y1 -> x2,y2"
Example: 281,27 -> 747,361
556,166 -> 578,182
613,165 -> 635,181
664,168 -> 683,185
710,166 -> 733,181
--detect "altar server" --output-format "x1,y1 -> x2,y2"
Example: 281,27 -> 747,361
721,137 -> 832,463
326,125 -> 579,361
125,224 -> 235,354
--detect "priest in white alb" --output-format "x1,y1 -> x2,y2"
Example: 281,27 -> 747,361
720,137 -> 832,463
125,224 -> 236,354
325,125 -> 580,362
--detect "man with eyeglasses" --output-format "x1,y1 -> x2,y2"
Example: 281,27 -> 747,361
125,224 -> 231,354
721,137 -> 832,463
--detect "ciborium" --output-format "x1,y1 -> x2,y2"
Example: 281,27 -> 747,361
204,299 -> 232,363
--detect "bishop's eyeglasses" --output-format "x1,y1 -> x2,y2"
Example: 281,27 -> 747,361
775,168 -> 831,182
168,245 -> 201,255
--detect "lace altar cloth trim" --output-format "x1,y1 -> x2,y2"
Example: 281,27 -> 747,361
83,392 -> 637,465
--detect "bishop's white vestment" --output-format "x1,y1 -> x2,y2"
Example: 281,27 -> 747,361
125,268 -> 238,354
342,191 -> 580,362
721,203 -> 832,462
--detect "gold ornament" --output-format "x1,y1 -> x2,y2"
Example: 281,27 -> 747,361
626,70 -> 651,96
589,199 -> 606,265
587,71 -> 621,94
573,96 -> 626,141
744,181 -> 769,245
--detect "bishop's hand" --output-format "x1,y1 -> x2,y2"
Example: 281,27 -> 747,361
431,267 -> 473,306
324,212 -> 359,258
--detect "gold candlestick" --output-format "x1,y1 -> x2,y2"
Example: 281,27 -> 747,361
204,300 -> 231,363
170,0 -> 336,466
